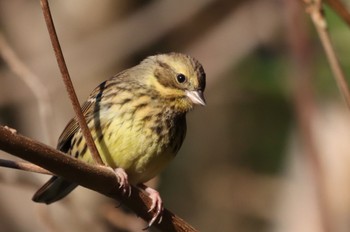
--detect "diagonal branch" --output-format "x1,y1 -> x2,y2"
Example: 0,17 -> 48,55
0,158 -> 52,175
325,0 -> 350,27
39,0 -> 103,165
286,1 -> 332,231
0,125 -> 197,232
304,0 -> 350,108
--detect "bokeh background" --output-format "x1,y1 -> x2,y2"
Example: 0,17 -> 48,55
1,0 -> 350,231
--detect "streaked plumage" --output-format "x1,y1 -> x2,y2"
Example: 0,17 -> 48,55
32,53 -> 206,225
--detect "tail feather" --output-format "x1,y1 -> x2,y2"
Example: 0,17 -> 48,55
32,176 -> 77,204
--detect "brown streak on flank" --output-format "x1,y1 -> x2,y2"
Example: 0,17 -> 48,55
71,137 -> 76,147
98,133 -> 104,142
76,136 -> 83,147
80,145 -> 87,157
104,121 -> 112,131
74,150 -> 79,158
141,115 -> 153,123
151,125 -> 163,135
120,98 -> 132,105
135,102 -> 148,109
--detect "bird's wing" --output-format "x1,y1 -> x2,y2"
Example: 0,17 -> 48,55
56,100 -> 95,152
57,80 -> 108,152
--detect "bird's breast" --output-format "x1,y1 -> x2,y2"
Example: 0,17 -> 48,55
95,103 -> 187,184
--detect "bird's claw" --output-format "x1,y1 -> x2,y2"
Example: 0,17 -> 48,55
142,187 -> 163,230
107,167 -> 131,197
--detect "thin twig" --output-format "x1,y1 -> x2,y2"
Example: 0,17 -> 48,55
304,0 -> 350,108
325,0 -> 350,27
0,33 -> 54,145
0,125 -> 197,232
286,1 -> 332,231
39,0 -> 103,165
0,158 -> 52,175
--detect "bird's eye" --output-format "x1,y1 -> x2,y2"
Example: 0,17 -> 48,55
176,74 -> 186,83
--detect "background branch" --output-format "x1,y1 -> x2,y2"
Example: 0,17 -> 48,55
325,0 -> 350,27
287,1 -> 333,231
304,0 -> 350,109
40,0 -> 103,165
0,158 -> 52,175
0,125 -> 197,232
0,33 -> 54,145
6,0 -> 350,230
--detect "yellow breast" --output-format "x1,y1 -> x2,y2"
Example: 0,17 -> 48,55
70,100 -> 186,184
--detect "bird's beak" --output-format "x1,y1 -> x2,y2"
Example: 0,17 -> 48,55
186,90 -> 206,106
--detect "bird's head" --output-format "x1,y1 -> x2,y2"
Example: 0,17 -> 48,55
141,53 -> 206,113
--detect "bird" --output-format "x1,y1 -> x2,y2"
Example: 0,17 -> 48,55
32,52 -> 206,227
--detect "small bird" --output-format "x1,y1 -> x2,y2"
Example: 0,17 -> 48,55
32,52 -> 206,226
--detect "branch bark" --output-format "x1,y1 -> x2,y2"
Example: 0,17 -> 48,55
304,0 -> 350,108
325,0 -> 350,27
40,0 -> 104,165
286,1 -> 333,231
0,158 -> 52,175
0,125 -> 197,232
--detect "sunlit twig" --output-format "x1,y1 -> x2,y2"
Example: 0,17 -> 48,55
40,0 -> 103,165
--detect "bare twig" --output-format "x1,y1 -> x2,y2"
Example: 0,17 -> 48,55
0,125 -> 197,232
304,0 -> 350,108
286,1 -> 333,232
325,0 -> 350,27
0,158 -> 52,175
0,33 -> 54,145
39,0 -> 103,165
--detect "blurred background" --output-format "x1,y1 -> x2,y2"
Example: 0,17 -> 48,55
1,0 -> 350,231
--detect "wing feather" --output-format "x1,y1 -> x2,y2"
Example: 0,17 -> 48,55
57,100 -> 95,151
57,80 -> 108,152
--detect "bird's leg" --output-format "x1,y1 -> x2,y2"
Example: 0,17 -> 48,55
105,166 -> 131,197
138,183 -> 164,229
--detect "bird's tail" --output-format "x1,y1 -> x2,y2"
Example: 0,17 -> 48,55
32,176 -> 78,204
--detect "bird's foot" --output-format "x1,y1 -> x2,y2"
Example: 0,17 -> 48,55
106,167 -> 131,197
138,184 -> 163,229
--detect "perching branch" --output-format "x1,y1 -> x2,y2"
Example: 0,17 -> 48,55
0,125 -> 197,232
0,1 -> 198,231
39,0 -> 104,165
